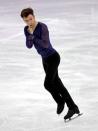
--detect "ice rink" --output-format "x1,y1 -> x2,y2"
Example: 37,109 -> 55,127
0,0 -> 98,131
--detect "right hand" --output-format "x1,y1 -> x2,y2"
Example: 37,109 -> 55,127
28,25 -> 34,33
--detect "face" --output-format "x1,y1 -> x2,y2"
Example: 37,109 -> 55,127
23,14 -> 35,27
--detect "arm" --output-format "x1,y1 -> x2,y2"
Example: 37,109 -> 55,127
24,26 -> 34,49
33,24 -> 50,48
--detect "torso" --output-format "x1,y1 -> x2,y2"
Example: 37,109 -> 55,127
25,21 -> 57,59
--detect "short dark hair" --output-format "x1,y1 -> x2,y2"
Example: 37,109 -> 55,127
20,7 -> 34,18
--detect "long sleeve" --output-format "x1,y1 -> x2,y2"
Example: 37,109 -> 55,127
33,24 -> 50,48
24,26 -> 34,49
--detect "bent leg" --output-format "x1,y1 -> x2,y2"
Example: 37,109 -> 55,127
42,56 -> 63,104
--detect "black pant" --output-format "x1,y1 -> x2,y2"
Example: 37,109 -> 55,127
42,51 -> 76,109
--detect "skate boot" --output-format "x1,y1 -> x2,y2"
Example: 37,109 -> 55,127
64,105 -> 80,120
57,100 -> 65,114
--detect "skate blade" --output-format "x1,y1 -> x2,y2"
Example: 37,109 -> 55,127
64,113 -> 83,123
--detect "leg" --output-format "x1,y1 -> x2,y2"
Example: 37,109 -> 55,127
42,53 -> 63,104
54,70 -> 77,109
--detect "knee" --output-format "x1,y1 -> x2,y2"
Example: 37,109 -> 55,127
44,79 -> 53,91
44,79 -> 49,89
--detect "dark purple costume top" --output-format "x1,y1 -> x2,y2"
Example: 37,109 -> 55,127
24,21 -> 57,59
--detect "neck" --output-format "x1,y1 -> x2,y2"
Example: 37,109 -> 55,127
33,21 -> 38,29
32,21 -> 38,29
34,20 -> 38,26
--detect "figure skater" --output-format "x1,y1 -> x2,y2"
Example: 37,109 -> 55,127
20,7 -> 80,120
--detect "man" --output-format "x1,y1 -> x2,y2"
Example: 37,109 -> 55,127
20,7 -> 80,120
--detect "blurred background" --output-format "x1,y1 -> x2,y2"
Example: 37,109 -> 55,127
0,0 -> 98,131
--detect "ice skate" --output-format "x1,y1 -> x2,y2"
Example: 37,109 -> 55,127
64,105 -> 80,120
57,100 -> 65,114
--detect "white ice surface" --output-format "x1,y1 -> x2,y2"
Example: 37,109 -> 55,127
0,0 -> 98,131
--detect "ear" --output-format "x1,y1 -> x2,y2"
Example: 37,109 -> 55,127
33,15 -> 35,18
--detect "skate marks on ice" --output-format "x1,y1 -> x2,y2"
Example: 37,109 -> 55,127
64,113 -> 83,123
